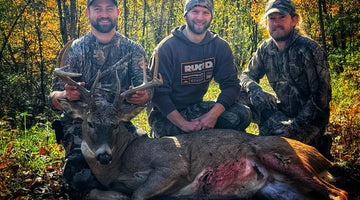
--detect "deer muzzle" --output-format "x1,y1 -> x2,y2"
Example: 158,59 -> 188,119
95,144 -> 112,165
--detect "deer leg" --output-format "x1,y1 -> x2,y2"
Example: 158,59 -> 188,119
88,188 -> 130,200
257,151 -> 347,200
257,179 -> 313,200
132,167 -> 185,200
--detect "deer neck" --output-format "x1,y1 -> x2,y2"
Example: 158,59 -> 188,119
112,127 -> 137,160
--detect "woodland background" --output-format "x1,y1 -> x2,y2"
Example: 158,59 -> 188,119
0,0 -> 359,199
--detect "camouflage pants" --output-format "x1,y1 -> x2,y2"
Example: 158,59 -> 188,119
258,109 -> 333,160
53,115 -> 136,192
258,110 -> 321,142
148,101 -> 252,138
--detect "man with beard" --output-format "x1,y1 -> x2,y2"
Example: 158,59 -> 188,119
147,0 -> 252,137
50,0 -> 150,195
239,0 -> 332,159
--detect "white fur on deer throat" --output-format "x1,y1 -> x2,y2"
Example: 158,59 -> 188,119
81,141 -> 96,159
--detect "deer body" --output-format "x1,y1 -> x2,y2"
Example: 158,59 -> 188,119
59,97 -> 346,200
76,112 -> 345,200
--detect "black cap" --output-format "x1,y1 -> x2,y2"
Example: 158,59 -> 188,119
87,0 -> 118,7
265,0 -> 296,16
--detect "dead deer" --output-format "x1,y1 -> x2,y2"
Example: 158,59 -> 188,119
53,41 -> 347,200
54,65 -> 347,200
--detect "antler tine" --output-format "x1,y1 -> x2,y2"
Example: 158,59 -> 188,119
56,39 -> 75,68
90,70 -> 102,94
120,52 -> 163,98
54,68 -> 90,98
113,70 -> 123,105
54,39 -> 92,101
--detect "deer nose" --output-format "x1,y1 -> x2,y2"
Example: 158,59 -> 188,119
95,144 -> 112,164
97,152 -> 112,164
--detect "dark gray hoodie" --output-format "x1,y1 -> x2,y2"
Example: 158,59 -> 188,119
151,25 -> 240,116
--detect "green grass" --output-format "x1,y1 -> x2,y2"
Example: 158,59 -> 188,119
0,119 -> 64,174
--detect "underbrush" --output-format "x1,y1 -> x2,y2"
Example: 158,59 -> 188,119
327,68 -> 360,190
0,119 -> 66,199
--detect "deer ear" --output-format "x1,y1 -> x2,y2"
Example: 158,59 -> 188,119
118,105 -> 145,122
58,99 -> 73,112
58,99 -> 87,119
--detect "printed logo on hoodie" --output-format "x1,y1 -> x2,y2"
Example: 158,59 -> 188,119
181,57 -> 215,85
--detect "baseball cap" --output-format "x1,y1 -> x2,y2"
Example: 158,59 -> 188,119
265,0 -> 296,16
87,0 -> 118,7
184,0 -> 214,16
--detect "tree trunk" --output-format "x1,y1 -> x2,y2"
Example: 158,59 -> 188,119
35,12 -> 45,112
167,0 -> 174,35
251,22 -> 258,55
317,0 -> 327,52
57,0 -> 68,44
154,0 -> 166,44
69,0 -> 77,39
123,0 -> 128,37
141,0 -> 147,47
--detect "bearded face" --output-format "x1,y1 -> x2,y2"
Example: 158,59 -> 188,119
87,0 -> 119,34
90,16 -> 117,33
185,6 -> 212,35
267,13 -> 298,42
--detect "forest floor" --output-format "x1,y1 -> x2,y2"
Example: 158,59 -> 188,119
0,122 -> 359,200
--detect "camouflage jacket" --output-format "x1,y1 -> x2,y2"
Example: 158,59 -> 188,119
240,30 -> 331,128
52,32 -> 147,103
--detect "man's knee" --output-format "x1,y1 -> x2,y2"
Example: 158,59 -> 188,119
217,103 -> 252,131
52,120 -> 64,144
148,110 -> 183,137
63,149 -> 101,191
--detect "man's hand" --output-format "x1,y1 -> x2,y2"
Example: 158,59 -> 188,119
249,88 -> 277,111
125,86 -> 149,105
51,82 -> 85,110
273,119 -> 300,135
192,113 -> 217,130
64,82 -> 85,101
192,103 -> 225,130
167,110 -> 202,132
179,120 -> 202,132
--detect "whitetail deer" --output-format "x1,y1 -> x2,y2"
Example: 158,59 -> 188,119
54,42 -> 347,200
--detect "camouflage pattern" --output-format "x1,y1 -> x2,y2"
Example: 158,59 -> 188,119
51,32 -> 147,191
52,32 -> 147,150
239,29 -> 331,146
52,32 -> 147,102
148,101 -> 252,138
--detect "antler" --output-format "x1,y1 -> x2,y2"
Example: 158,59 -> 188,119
119,54 -> 163,98
54,68 -> 104,103
54,39 -> 100,101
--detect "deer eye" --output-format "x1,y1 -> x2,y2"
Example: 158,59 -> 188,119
88,122 -> 95,128
112,124 -> 119,129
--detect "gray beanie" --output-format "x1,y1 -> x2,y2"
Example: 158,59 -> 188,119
184,0 -> 214,16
